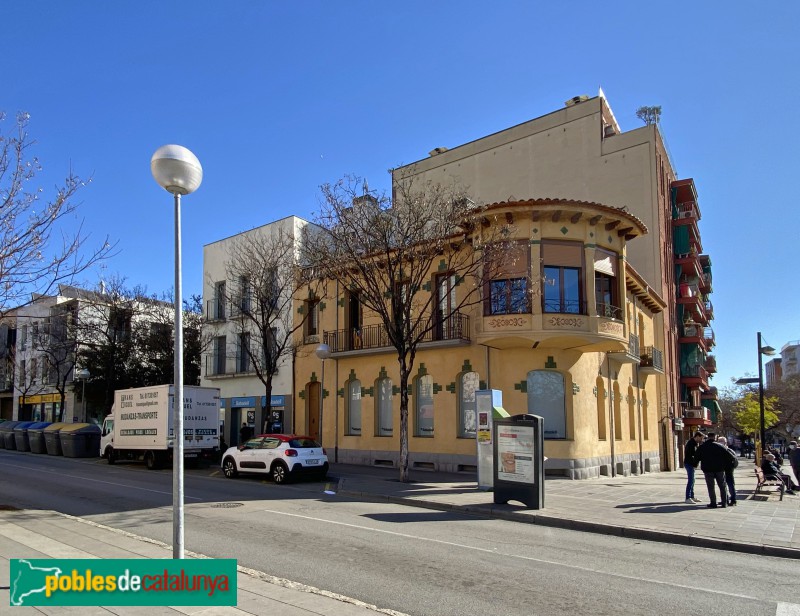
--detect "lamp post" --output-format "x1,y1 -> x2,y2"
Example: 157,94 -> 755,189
75,368 -> 90,423
315,343 -> 330,450
736,331 -> 775,459
151,144 -> 202,560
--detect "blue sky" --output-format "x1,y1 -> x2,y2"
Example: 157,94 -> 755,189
3,1 -> 798,389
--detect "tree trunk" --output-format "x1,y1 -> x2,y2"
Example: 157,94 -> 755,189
398,360 -> 409,482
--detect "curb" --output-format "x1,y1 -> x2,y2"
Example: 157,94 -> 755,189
336,488 -> 800,560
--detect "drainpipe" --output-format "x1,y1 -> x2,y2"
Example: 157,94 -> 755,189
334,279 -> 339,463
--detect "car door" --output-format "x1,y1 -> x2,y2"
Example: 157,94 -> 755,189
237,437 -> 265,469
258,437 -> 282,472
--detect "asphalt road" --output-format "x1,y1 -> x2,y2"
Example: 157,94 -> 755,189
2,449 -> 799,616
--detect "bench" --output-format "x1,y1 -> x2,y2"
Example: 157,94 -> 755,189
755,467 -> 785,501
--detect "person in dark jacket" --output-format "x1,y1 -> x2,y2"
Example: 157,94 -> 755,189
789,441 -> 800,490
761,453 -> 797,495
683,432 -> 705,504
696,432 -> 729,508
717,436 -> 738,505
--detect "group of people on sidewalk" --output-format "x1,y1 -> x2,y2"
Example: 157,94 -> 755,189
684,432 -> 800,508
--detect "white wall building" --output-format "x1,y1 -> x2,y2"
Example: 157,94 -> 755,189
201,215 -> 317,446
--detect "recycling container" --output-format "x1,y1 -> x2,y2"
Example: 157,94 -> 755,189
26,422 -> 53,454
1,421 -> 23,450
60,423 -> 101,458
13,421 -> 39,451
43,422 -> 70,456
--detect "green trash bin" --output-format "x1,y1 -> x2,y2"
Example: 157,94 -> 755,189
44,422 -> 70,456
27,422 -> 53,454
1,421 -> 22,450
60,423 -> 101,458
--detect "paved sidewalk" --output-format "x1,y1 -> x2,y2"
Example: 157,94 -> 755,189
2,458 -> 798,613
330,458 -> 800,558
0,508 -> 402,615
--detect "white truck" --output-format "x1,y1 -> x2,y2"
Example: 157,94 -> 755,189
100,385 -> 220,470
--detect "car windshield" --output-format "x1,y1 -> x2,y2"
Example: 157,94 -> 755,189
288,438 -> 320,448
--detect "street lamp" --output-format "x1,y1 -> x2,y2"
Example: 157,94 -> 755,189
736,331 -> 775,458
151,144 -> 202,560
75,368 -> 90,423
315,343 -> 330,452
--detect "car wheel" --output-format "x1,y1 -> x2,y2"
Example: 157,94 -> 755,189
106,447 -> 116,465
222,457 -> 238,479
271,461 -> 290,484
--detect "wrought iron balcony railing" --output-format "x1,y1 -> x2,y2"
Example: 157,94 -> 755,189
323,312 -> 470,354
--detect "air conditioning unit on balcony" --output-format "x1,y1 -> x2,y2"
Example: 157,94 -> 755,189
685,408 -> 705,419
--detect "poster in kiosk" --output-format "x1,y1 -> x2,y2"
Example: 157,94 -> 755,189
493,414 -> 545,509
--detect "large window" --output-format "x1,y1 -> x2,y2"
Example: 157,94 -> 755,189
526,370 -> 566,439
485,241 -> 530,316
376,377 -> 393,436
458,372 -> 479,438
214,281 -> 226,320
542,242 -> 584,314
237,333 -> 250,373
213,335 -> 226,375
594,248 -> 620,319
435,273 -> 457,338
347,379 -> 362,435
414,374 -> 434,437
305,298 -> 319,337
490,278 -> 529,315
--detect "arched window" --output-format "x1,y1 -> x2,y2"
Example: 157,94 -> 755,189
596,377 -> 606,440
375,377 -> 393,437
458,372 -> 479,438
415,374 -> 434,437
347,379 -> 362,435
527,370 -> 566,439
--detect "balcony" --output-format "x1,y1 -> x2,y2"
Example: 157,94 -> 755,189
705,355 -> 717,374
639,346 -> 664,374
323,312 -> 471,355
205,299 -> 226,322
683,406 -> 712,427
610,334 -> 640,364
681,364 -> 709,389
595,302 -> 623,321
704,300 -> 714,320
204,355 -> 255,378
702,386 -> 719,401
703,327 -> 715,349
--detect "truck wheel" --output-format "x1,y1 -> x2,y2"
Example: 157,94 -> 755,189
271,461 -> 290,484
222,457 -> 238,479
106,448 -> 116,465
145,451 -> 160,470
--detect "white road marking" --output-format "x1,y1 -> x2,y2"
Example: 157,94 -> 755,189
778,604 -> 800,615
260,507 -> 790,604
1,460 -> 202,500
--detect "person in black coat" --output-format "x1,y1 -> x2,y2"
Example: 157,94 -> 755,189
696,432 -> 729,508
717,436 -> 738,505
761,453 -> 797,495
683,432 -> 705,504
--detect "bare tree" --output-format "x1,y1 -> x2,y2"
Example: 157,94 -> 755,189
216,225 -> 322,425
0,112 -> 114,316
303,175 -> 514,482
767,374 -> 800,440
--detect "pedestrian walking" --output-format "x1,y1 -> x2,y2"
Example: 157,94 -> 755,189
717,436 -> 738,506
683,431 -> 704,504
696,432 -> 729,508
789,441 -> 800,489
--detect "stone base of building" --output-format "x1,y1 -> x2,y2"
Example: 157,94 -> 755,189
336,448 -> 661,480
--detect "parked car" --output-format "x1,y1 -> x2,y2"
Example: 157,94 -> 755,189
221,434 -> 328,484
